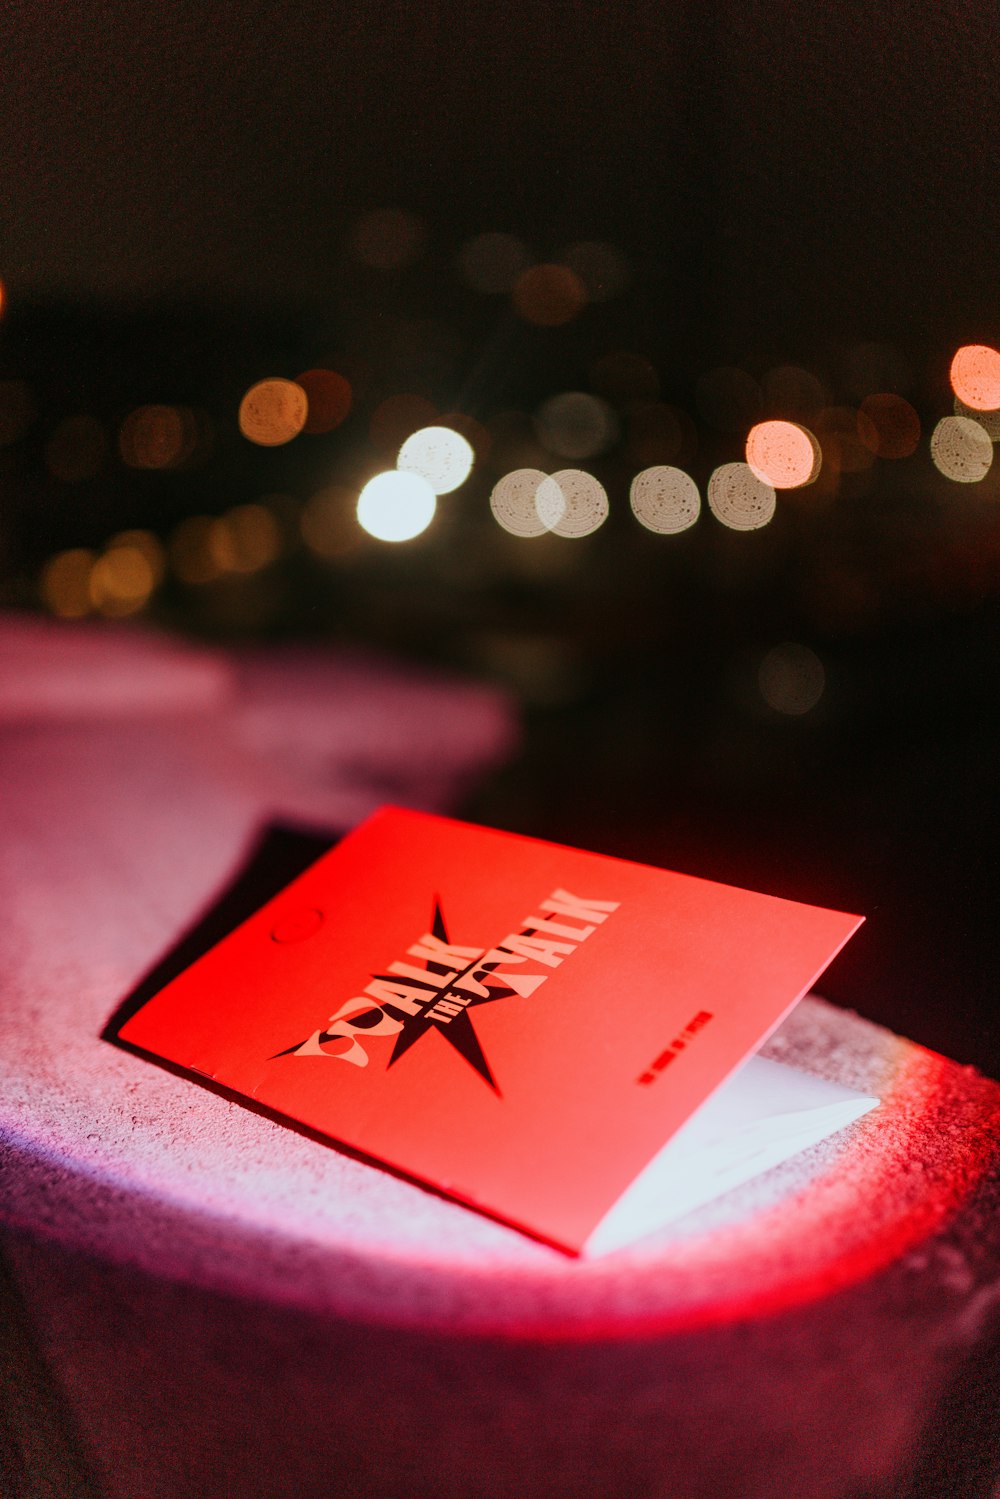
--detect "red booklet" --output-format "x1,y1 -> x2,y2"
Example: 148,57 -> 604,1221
118,806 -> 867,1254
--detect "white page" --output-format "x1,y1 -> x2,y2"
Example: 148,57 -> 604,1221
585,1056 -> 879,1256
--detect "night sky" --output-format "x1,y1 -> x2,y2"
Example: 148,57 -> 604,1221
3,1 -> 997,363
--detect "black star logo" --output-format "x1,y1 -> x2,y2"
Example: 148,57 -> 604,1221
381,900 -> 514,1091
273,900 -> 518,1092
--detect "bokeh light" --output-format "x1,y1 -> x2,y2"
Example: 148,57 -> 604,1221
707,463 -> 777,530
815,407 -> 876,475
349,207 -> 427,270
44,415 -> 107,482
856,394 -> 921,459
930,416 -> 993,483
533,392 -> 619,459
295,368 -> 353,434
438,410 -> 491,465
457,232 -> 530,294
535,469 -> 609,537
0,380 -> 34,446
209,504 -> 282,573
949,345 -> 1000,412
301,485 -> 361,559
397,425 -> 474,494
630,466 -> 701,534
746,421 -> 820,489
39,549 -> 96,618
238,380 -> 308,447
559,241 -> 631,302
511,264 -> 587,326
758,643 -> 826,716
589,351 -> 660,405
169,516 -> 223,585
357,470 -> 437,542
489,468 -> 552,538
107,529 -> 166,586
955,396 -> 1000,441
119,404 -> 198,469
369,393 -> 438,452
88,544 -> 156,617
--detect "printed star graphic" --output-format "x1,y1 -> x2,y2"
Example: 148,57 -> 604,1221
273,901 -> 518,1092
381,900 -> 514,1092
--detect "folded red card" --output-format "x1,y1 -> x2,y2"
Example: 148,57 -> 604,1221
118,806 -> 865,1253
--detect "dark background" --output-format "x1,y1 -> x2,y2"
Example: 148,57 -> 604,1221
2,1 -> 998,1074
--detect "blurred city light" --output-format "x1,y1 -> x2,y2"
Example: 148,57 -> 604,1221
357,470 -> 436,541
489,468 -> 552,537
930,415 -> 993,482
107,529 -> 166,586
209,504 -> 282,573
949,345 -> 1000,412
119,404 -> 198,469
301,485 -> 360,559
397,425 -> 474,493
856,394 -> 921,458
511,264 -> 587,326
238,379 -> 308,447
758,643 -> 826,715
707,462 -> 777,530
955,396 -> 1000,441
534,392 -> 619,459
438,410 -> 491,464
630,466 -> 701,534
295,368 -> 353,434
815,407 -> 876,475
40,549 -> 96,617
88,544 -> 156,617
746,420 -> 820,488
535,469 -> 608,537
169,516 -> 223,585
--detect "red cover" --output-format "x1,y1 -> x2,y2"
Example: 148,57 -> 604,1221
119,807 -> 863,1252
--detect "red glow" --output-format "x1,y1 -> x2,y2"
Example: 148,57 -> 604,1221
295,369 -> 352,434
511,264 -> 587,326
857,394 -> 921,458
746,421 -> 819,488
949,344 -> 1000,411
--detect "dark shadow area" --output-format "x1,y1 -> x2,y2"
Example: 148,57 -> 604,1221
893,1300 -> 1000,1499
101,821 -> 341,1042
0,1249 -> 101,1499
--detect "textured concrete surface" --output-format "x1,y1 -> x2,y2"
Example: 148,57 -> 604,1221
2,615 -> 999,1498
